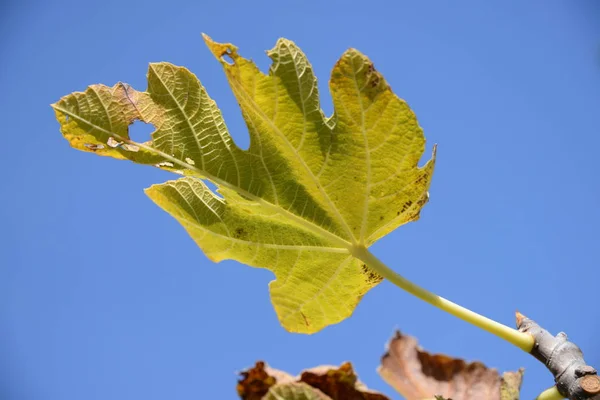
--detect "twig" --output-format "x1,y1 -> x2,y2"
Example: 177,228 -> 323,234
517,312 -> 600,400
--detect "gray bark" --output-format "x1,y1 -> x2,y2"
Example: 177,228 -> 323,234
516,313 -> 599,400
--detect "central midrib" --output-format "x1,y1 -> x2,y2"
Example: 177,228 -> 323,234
228,73 -> 358,244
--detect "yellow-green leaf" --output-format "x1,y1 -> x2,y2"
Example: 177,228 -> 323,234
264,383 -> 332,400
52,35 -> 435,334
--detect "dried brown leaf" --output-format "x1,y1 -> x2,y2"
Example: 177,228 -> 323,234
237,361 -> 389,400
378,331 -> 524,400
299,362 -> 390,400
500,369 -> 524,400
237,361 -> 294,400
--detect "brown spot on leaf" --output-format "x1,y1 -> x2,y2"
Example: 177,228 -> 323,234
400,200 -> 413,213
361,264 -> 383,285
408,211 -> 421,223
234,227 -> 247,239
370,75 -> 380,88
416,193 -> 429,207
300,312 -> 310,327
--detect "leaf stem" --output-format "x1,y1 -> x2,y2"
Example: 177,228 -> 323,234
353,247 -> 535,353
536,386 -> 565,400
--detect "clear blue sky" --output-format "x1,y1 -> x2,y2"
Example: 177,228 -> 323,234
1,1 -> 599,399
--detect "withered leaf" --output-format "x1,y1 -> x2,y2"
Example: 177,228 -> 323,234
378,331 -> 524,400
237,361 -> 294,400
499,369 -> 524,400
299,362 -> 389,400
237,361 -> 389,400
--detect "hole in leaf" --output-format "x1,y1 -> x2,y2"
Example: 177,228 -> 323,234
221,50 -> 234,65
65,115 -> 70,122
128,120 -> 154,143
203,179 -> 223,199
204,179 -> 218,192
